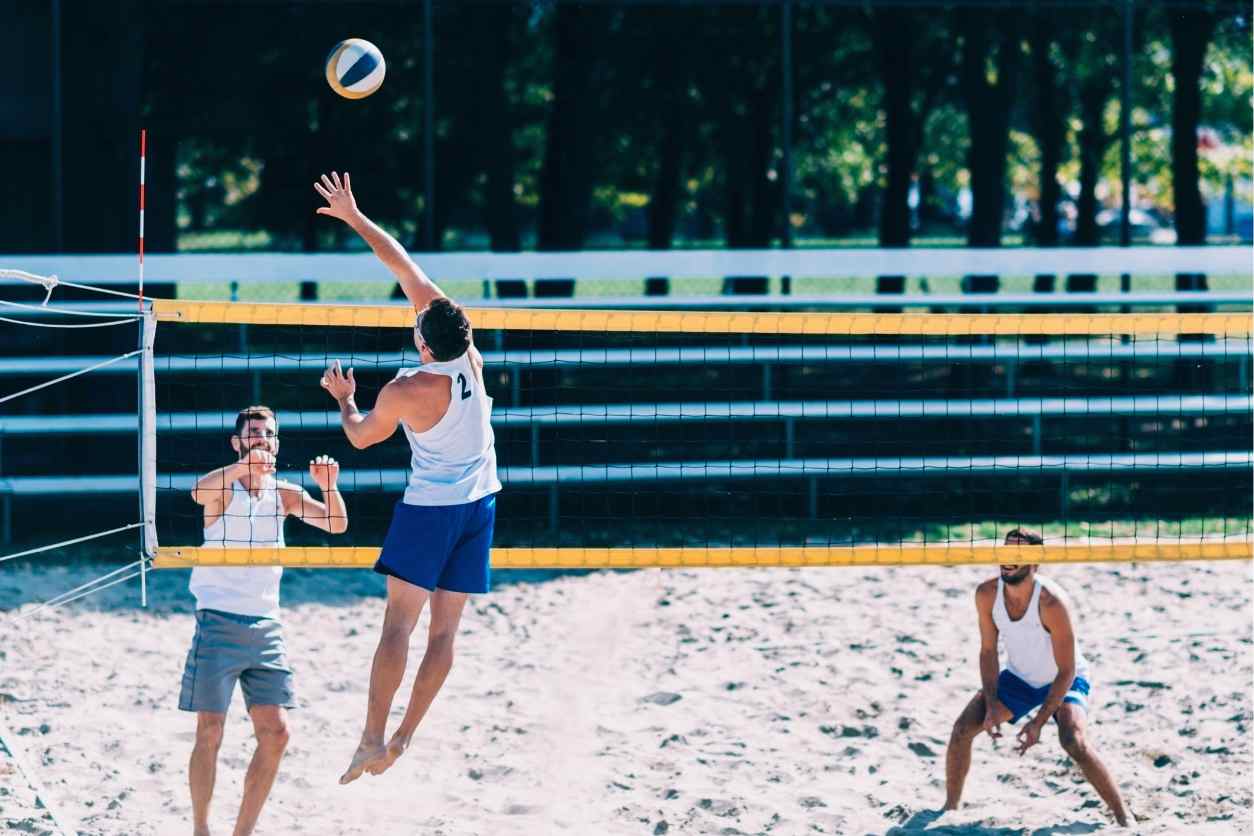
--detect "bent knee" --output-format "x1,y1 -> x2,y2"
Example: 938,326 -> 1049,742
950,716 -> 980,743
1059,730 -> 1088,760
256,722 -> 290,749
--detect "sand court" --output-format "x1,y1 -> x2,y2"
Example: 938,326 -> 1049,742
1,559 -> 1249,835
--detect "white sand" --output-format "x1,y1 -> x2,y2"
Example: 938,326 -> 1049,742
1,560 -> 1250,835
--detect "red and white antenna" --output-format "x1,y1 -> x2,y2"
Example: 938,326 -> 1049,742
138,128 -> 146,311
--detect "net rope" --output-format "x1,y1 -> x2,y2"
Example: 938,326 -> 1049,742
0,269 -> 150,611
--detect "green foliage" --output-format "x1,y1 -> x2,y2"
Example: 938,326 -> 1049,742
121,1 -> 1254,253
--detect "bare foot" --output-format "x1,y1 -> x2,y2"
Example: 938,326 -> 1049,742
194,827 -> 211,836
339,739 -> 386,785
365,731 -> 413,776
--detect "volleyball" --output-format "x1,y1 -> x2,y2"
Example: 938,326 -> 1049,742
325,38 -> 385,100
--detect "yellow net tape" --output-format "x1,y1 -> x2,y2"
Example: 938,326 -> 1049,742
152,300 -> 1252,336
152,541 -> 1252,569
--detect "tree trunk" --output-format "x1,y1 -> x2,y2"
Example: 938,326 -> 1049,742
873,11 -> 928,295
480,16 -> 519,253
1029,16 -> 1066,292
959,10 -> 1021,292
746,85 -> 778,246
1063,74 -> 1110,293
0,3 -> 54,252
1169,7 -> 1215,295
537,4 -> 599,251
61,0 -> 144,252
648,119 -> 685,249
1073,77 -> 1108,248
1030,16 -> 1064,250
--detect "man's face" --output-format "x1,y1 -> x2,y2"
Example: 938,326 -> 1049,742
232,416 -> 278,456
999,564 -> 1035,585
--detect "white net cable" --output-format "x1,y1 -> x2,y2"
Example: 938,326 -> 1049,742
0,349 -> 143,406
1,269 -> 154,612
0,522 -> 146,565
15,559 -> 150,622
0,267 -> 145,303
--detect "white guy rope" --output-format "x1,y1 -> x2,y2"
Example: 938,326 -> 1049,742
16,559 -> 149,622
0,298 -> 144,319
0,315 -> 146,329
0,267 -> 145,302
0,349 -> 142,406
0,522 -> 145,565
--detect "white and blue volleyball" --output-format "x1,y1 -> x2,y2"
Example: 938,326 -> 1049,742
325,39 -> 386,100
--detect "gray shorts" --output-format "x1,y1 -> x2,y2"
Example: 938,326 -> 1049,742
179,609 -> 296,713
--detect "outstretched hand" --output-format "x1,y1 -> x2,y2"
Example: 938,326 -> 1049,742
313,172 -> 359,224
309,454 -> 340,492
321,359 -> 356,402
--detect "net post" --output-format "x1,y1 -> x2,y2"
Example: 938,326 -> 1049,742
138,308 -> 158,605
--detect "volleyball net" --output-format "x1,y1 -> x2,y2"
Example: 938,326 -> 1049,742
1,249 -> 1251,573
147,301 -> 1251,568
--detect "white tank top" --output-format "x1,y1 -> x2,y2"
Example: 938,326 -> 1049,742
993,574 -> 1089,688
189,478 -> 285,619
397,351 -> 501,507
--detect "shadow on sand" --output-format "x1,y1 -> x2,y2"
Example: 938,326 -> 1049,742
886,809 -> 1105,835
0,555 -> 606,615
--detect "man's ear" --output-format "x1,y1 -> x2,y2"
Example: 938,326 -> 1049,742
230,435 -> 241,455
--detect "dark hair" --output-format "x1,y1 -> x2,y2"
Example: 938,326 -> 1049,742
234,405 -> 277,436
1004,527 -> 1044,546
418,297 -> 472,362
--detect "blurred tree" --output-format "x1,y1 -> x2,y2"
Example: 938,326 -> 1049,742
869,6 -> 952,292
957,6 -> 1023,290
959,7 -> 1022,250
61,0 -> 145,253
1168,2 -> 1216,267
537,3 -> 615,250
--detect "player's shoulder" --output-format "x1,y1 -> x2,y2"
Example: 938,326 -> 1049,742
274,479 -> 305,496
975,578 -> 998,604
1035,576 -> 1071,611
388,370 -> 447,395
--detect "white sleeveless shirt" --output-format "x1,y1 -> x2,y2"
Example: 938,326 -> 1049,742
189,478 -> 285,619
397,351 -> 501,507
993,574 -> 1089,688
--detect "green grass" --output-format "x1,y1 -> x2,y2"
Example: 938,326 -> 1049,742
172,272 -> 1250,304
171,228 -> 1250,303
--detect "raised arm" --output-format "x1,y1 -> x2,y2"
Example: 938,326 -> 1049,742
321,360 -> 404,450
279,455 -> 348,535
313,171 -> 444,311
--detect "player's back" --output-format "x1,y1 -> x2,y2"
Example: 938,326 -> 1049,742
395,351 -> 500,507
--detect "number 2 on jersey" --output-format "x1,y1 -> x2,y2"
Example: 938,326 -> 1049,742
456,372 -> 471,400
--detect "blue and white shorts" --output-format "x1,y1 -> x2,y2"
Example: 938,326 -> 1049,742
375,495 -> 496,594
997,669 -> 1090,723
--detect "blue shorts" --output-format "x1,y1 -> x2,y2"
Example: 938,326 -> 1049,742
179,609 -> 296,713
375,495 -> 495,594
997,669 -> 1090,724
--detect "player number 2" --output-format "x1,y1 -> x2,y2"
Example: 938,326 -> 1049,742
456,373 -> 471,400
